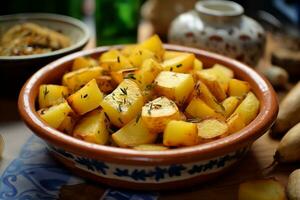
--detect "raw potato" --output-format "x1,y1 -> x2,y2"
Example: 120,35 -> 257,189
38,101 -> 73,129
128,47 -> 156,67
112,116 -> 157,147
141,97 -> 181,133
67,79 -> 103,115
58,116 -> 76,134
287,169 -> 300,200
162,53 -> 195,73
62,66 -> 103,92
163,120 -> 198,146
222,96 -> 241,118
261,66 -> 288,88
73,109 -> 109,145
197,119 -> 228,139
100,79 -> 144,127
72,56 -> 97,71
232,92 -> 260,125
238,179 -> 286,200
194,81 -> 224,113
99,50 -> 133,71
185,98 -> 224,120
38,84 -> 69,109
228,78 -> 250,97
196,70 -> 227,101
272,82 -> 300,135
135,58 -> 162,89
155,71 -> 195,105
139,34 -> 164,61
226,113 -> 246,134
133,144 -> 168,151
274,122 -> 300,163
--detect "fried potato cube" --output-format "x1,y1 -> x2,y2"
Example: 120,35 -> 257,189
72,56 -> 97,71
62,66 -> 103,92
196,70 -> 227,101
139,34 -> 165,61
100,79 -> 144,127
228,78 -> 250,97
38,101 -> 73,129
211,64 -> 234,79
194,81 -> 224,113
238,179 -> 286,200
73,109 -> 109,145
67,79 -> 103,115
197,118 -> 228,139
185,98 -> 224,120
141,97 -> 181,133
155,71 -> 195,106
38,84 -> 69,109
120,44 -> 137,56
162,53 -> 195,73
110,68 -> 138,84
163,120 -> 198,147
95,75 -> 117,93
112,116 -> 157,147
99,50 -> 133,71
128,47 -> 156,67
193,58 -> 203,71
226,113 -> 246,134
58,116 -> 76,134
232,92 -> 260,125
163,50 -> 188,60
133,144 -> 168,151
222,96 -> 241,118
135,58 -> 162,89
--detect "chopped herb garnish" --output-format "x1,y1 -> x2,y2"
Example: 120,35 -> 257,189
118,117 -> 123,124
117,56 -> 120,63
148,103 -> 153,115
43,86 -> 49,99
118,103 -> 122,112
176,64 -> 182,68
139,50 -> 142,55
83,94 -> 88,98
170,67 -> 173,71
40,109 -> 46,115
120,87 -> 128,95
135,112 -> 141,123
104,112 -> 110,122
124,73 -> 136,80
152,104 -> 162,109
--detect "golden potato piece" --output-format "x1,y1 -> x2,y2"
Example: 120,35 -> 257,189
155,71 -> 195,106
163,50 -> 188,60
95,75 -> 117,93
110,68 -> 138,84
228,78 -> 250,97
197,118 -> 228,139
193,58 -> 203,71
128,47 -> 156,67
163,120 -> 198,147
38,84 -> 69,109
99,50 -> 133,71
238,179 -> 286,200
232,92 -> 260,125
120,44 -> 137,56
100,79 -> 144,127
72,56 -> 97,71
58,116 -> 76,134
62,66 -> 103,92
222,96 -> 241,118
139,34 -> 164,61
185,98 -> 224,120
162,53 -> 195,73
112,116 -> 157,148
67,79 -> 103,115
141,96 -> 181,133
226,113 -> 246,134
38,101 -> 73,129
73,109 -> 109,145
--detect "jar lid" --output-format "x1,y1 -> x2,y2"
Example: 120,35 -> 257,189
195,0 -> 244,17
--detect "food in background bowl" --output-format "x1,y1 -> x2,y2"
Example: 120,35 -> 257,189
36,35 -> 260,150
0,22 -> 70,56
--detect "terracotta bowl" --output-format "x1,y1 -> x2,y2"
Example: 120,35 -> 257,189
18,44 -> 278,190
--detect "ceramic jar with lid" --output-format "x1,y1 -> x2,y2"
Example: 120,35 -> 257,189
168,0 -> 266,67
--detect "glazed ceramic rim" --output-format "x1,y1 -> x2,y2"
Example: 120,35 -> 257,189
18,44 -> 278,165
195,0 -> 244,17
0,13 -> 90,60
